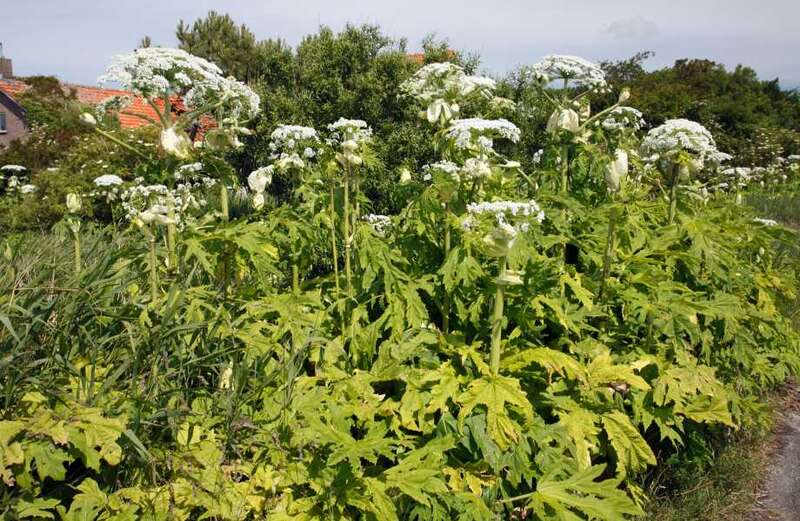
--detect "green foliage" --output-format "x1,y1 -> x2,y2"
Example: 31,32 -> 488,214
0,19 -> 799,521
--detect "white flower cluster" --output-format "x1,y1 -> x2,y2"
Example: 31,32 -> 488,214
95,95 -> 133,118
120,181 -> 205,227
1,166 -> 33,196
400,62 -> 496,102
464,199 -> 545,256
446,118 -> 521,149
527,54 -> 607,89
422,161 -> 461,182
601,107 -> 645,132
641,119 -> 718,161
400,62 -> 497,125
99,48 -> 222,97
269,125 -> 319,170
467,200 -> 545,226
94,174 -> 124,187
174,163 -> 203,180
248,166 -> 274,209
328,118 -> 372,167
184,75 -> 260,122
363,214 -> 392,236
328,118 -> 372,142
91,174 -> 125,202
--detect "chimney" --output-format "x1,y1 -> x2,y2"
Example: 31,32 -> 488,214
0,43 -> 13,79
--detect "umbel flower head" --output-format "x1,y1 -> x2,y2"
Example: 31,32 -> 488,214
98,47 -> 224,98
328,118 -> 372,167
269,125 -> 319,171
400,62 -> 496,125
526,54 -> 607,89
465,199 -> 545,257
94,174 -> 124,187
445,118 -> 521,150
183,76 -> 261,122
601,107 -> 645,132
1,165 -> 26,173
641,119 -> 718,163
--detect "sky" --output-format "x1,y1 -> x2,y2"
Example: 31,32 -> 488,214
2,0 -> 799,88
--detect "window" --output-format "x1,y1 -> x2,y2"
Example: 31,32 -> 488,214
0,111 -> 6,132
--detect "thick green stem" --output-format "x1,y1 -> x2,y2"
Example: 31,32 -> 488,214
668,166 -> 679,224
343,171 -> 353,303
219,183 -> 229,222
72,229 -> 81,275
599,204 -> 618,300
559,144 -> 569,193
148,234 -> 159,302
330,186 -> 341,295
442,204 -> 451,333
292,264 -> 299,294
166,204 -> 178,275
490,257 -> 507,376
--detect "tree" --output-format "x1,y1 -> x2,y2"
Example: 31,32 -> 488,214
176,11 -> 264,82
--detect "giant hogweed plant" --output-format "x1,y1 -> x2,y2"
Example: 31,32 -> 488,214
0,50 -> 798,521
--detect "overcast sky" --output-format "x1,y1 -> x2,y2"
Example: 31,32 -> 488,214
3,0 -> 799,88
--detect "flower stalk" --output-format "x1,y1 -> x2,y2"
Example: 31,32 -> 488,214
147,231 -> 159,302
599,203 -> 618,300
442,204 -> 451,333
490,257 -> 508,376
72,228 -> 82,275
668,164 -> 680,224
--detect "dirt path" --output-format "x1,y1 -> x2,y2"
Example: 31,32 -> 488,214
748,386 -> 800,520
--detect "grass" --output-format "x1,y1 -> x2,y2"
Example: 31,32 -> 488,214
646,191 -> 800,520
645,387 -> 795,521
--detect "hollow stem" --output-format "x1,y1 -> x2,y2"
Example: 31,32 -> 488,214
343,169 -> 353,303
72,228 -> 82,275
329,185 -> 341,295
599,203 -> 618,300
148,232 -> 159,302
490,257 -> 507,376
219,183 -> 229,222
668,165 -> 679,224
166,203 -> 178,275
442,204 -> 451,333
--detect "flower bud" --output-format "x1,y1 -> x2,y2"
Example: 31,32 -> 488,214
342,140 -> 359,152
604,149 -> 628,193
399,168 -> 412,184
546,108 -> 580,134
618,88 -> 631,104
66,193 -> 82,213
252,192 -> 265,210
160,126 -> 192,159
79,112 -> 97,126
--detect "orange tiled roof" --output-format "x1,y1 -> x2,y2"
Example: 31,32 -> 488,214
0,78 -> 213,132
0,78 -> 28,97
408,53 -> 426,64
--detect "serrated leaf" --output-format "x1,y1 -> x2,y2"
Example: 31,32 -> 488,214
602,411 -> 656,477
458,375 -> 534,449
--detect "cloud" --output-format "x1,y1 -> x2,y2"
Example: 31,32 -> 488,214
607,16 -> 659,40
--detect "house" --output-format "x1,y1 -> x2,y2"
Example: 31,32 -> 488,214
0,85 -> 27,148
